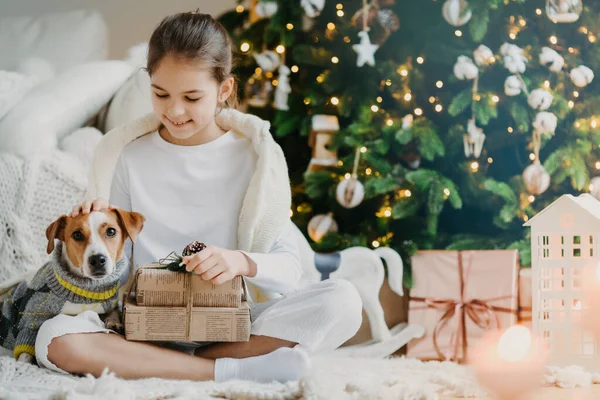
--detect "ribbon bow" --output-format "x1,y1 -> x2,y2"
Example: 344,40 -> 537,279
410,251 -> 517,362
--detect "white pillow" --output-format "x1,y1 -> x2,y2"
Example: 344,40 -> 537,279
0,58 -> 55,120
104,43 -> 153,132
0,10 -> 108,73
104,68 -> 153,132
0,61 -> 134,156
0,71 -> 36,120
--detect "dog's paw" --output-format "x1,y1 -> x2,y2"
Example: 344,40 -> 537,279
17,353 -> 34,364
104,316 -> 124,333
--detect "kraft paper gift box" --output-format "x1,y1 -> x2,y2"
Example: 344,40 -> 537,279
406,250 -> 519,362
124,264 -> 250,342
134,264 -> 244,308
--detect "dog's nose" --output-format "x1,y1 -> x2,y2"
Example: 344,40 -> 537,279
89,254 -> 107,270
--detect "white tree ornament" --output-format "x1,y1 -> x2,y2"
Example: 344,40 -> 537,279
539,47 -> 565,72
442,0 -> 472,27
463,119 -> 486,158
253,50 -> 280,73
274,65 -> 291,111
528,89 -> 554,111
453,56 -> 478,80
301,0 -> 325,18
402,114 -> 414,129
570,65 -> 594,88
255,1 -> 278,18
504,75 -> 526,96
308,212 -> 338,242
473,45 -> 494,67
336,177 -> 365,209
546,0 -> 583,23
500,43 -> 528,74
533,112 -> 558,135
353,30 -> 379,67
523,162 -> 551,195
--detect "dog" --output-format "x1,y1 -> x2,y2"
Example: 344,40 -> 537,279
0,208 -> 145,364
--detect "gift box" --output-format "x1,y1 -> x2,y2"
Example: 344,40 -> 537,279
518,268 -> 532,329
134,263 -> 244,308
124,264 -> 250,342
406,250 -> 519,362
124,297 -> 251,342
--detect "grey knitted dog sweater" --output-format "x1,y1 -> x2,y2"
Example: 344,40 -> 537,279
0,242 -> 128,359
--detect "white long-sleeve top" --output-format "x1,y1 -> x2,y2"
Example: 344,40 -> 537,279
109,129 -> 302,295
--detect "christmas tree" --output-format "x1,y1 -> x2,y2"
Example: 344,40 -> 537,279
218,0 -> 598,284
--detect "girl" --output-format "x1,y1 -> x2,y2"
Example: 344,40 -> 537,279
34,12 -> 362,383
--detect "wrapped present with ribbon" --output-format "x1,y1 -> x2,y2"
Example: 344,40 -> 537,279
406,250 -> 519,362
518,268 -> 532,329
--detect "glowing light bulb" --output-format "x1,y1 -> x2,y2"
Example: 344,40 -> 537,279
497,326 -> 532,362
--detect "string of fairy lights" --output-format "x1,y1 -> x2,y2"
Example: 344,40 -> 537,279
233,0 -> 597,245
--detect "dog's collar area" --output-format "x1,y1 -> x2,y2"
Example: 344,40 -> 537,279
51,270 -> 119,301
45,242 -> 128,303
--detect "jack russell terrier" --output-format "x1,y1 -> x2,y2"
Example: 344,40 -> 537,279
0,208 -> 145,364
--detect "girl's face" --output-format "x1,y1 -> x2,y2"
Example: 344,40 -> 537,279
150,54 -> 233,143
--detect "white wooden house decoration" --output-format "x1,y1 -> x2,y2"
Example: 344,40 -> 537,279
524,193 -> 600,367
307,115 -> 340,172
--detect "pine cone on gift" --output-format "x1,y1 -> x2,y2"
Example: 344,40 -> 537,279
182,241 -> 207,257
159,241 -> 207,272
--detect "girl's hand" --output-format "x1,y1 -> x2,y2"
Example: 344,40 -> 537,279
71,198 -> 115,217
182,245 -> 252,285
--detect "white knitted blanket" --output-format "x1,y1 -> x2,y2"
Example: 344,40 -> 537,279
0,355 -> 486,399
0,151 -> 87,286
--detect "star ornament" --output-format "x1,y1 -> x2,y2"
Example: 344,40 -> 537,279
352,30 -> 379,67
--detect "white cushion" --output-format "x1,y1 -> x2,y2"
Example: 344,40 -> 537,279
0,71 -> 36,121
104,68 -> 153,132
0,61 -> 134,156
0,58 -> 55,120
0,10 -> 108,73
104,43 -> 153,132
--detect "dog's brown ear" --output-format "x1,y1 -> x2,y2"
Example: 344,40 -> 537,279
46,215 -> 68,254
112,208 -> 146,243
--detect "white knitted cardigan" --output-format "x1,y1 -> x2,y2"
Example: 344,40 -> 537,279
83,109 -> 292,302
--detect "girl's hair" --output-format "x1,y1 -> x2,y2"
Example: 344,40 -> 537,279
146,12 -> 238,109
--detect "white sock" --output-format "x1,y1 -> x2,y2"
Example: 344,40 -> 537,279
214,347 -> 311,383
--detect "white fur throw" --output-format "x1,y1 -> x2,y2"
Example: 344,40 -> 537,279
2,354 -> 596,399
0,355 -> 483,399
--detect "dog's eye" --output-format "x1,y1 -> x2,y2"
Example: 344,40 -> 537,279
72,231 -> 84,241
106,228 -> 117,237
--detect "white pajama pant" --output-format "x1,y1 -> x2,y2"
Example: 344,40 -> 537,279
34,279 -> 363,374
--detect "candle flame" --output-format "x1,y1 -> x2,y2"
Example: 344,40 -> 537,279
573,300 -> 582,310
497,325 -> 531,362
